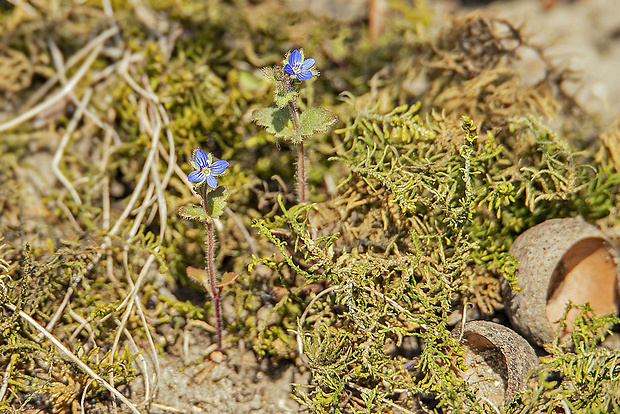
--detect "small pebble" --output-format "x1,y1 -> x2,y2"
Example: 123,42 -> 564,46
210,350 -> 224,363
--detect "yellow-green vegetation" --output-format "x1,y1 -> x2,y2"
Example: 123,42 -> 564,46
1,0 -> 620,413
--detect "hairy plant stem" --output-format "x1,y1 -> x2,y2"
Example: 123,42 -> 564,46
202,185 -> 223,351
288,99 -> 306,205
296,142 -> 306,205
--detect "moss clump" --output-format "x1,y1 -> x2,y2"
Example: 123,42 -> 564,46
1,0 -> 620,413
250,11 -> 620,412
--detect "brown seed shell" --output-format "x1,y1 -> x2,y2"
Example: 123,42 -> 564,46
452,320 -> 539,407
503,217 -> 620,346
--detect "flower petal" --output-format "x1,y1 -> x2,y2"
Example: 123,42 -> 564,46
300,58 -> 315,71
284,63 -> 296,75
288,49 -> 302,66
210,159 -> 229,175
205,174 -> 218,189
193,149 -> 210,168
188,170 -> 206,183
297,70 -> 313,81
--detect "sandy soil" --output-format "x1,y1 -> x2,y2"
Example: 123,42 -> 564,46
453,0 -> 620,127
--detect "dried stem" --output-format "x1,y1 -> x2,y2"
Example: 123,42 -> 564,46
2,303 -> 141,414
0,26 -> 118,133
52,87 -> 92,206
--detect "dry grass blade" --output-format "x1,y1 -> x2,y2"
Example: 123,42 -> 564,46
2,303 -> 142,414
0,26 -> 118,133
51,88 -> 92,206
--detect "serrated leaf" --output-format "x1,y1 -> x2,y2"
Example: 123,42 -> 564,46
274,91 -> 295,108
298,108 -> 338,140
187,266 -> 238,289
205,186 -> 228,219
179,204 -> 210,222
252,106 -> 293,139
186,265 -> 209,287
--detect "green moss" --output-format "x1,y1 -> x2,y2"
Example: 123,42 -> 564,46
250,89 -> 620,411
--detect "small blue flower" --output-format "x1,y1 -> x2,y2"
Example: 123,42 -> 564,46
188,149 -> 229,188
284,49 -> 316,81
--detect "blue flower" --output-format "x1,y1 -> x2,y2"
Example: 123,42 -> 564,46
284,49 -> 316,81
188,149 -> 229,188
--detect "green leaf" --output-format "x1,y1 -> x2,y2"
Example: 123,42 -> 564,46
179,204 -> 210,222
298,108 -> 337,140
252,106 -> 293,139
274,90 -> 296,108
205,186 -> 228,219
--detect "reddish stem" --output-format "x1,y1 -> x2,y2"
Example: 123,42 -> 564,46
206,220 -> 223,351
287,100 -> 306,205
296,142 -> 306,205
202,185 -> 223,352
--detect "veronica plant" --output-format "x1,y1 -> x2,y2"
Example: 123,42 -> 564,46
179,149 -> 230,352
253,49 -> 337,205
